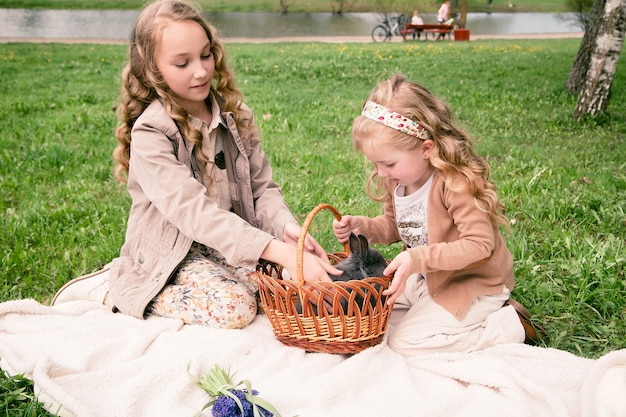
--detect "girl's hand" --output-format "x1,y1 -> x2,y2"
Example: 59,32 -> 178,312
262,239 -> 340,283
382,251 -> 413,305
282,251 -> 339,283
282,222 -> 328,262
332,215 -> 360,243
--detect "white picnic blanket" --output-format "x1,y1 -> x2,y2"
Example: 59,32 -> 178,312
0,299 -> 624,417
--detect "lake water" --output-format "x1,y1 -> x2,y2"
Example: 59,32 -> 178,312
0,9 -> 582,41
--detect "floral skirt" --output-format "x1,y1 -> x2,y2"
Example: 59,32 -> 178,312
146,243 -> 260,328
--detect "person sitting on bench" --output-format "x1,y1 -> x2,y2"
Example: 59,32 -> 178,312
411,9 -> 424,39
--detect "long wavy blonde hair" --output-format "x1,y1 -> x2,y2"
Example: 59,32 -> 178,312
352,73 -> 508,227
113,0 -> 252,182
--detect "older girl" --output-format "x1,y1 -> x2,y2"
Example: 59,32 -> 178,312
102,0 -> 339,328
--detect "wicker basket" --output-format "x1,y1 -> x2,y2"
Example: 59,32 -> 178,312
256,203 -> 392,354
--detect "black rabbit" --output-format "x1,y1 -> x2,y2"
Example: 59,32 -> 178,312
296,232 -> 388,315
330,232 -> 387,282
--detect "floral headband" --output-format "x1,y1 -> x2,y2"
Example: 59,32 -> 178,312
361,101 -> 431,140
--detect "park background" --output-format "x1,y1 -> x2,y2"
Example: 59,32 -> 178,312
0,0 -> 582,12
0,0 -> 624,415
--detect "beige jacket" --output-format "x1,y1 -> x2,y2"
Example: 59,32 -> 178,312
355,174 -> 514,320
109,97 -> 296,318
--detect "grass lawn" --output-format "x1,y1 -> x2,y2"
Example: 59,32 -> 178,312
0,38 -> 624,414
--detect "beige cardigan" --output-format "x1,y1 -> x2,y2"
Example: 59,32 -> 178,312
109,97 -> 296,319
355,174 -> 514,320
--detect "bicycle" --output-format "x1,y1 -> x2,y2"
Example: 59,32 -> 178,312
371,13 -> 407,42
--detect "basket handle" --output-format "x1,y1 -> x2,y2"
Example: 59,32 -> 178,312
296,203 -> 350,285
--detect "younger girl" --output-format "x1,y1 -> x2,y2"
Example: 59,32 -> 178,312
106,0 -> 339,328
333,74 -> 526,355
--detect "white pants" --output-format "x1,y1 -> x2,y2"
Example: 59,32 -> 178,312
387,274 -> 525,356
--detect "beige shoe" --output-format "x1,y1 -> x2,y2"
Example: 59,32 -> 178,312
52,263 -> 115,309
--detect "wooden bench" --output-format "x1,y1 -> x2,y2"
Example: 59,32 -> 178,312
400,23 -> 454,41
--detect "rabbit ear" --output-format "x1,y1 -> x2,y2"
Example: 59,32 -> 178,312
358,234 -> 370,256
348,232 -> 361,256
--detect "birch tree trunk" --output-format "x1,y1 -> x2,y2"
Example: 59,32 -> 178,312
573,0 -> 626,119
566,0 -> 607,94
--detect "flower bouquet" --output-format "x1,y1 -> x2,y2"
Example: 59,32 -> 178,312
194,364 -> 281,417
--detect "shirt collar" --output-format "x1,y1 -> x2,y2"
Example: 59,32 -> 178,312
188,92 -> 224,132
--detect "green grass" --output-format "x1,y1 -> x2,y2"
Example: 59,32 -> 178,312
0,0 -> 571,13
0,39 -> 625,414
0,369 -> 55,417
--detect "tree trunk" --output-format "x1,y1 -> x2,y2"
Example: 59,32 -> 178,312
460,0 -> 468,28
573,0 -> 626,118
279,0 -> 296,13
566,0 -> 607,94
330,0 -> 345,14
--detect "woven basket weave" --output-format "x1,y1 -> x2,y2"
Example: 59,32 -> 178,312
256,203 -> 392,354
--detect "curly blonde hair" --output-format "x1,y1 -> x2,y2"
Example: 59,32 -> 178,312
352,73 -> 508,227
113,0 -> 252,182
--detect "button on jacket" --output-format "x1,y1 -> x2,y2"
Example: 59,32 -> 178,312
109,96 -> 297,319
